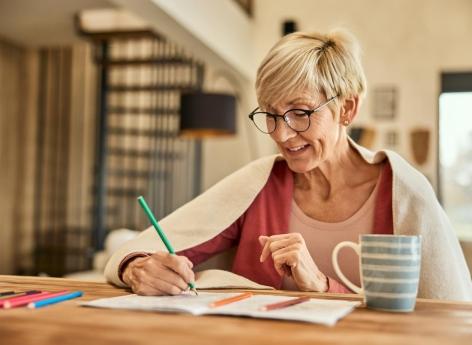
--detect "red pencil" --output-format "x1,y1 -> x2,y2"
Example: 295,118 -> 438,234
259,296 -> 310,311
3,290 -> 68,309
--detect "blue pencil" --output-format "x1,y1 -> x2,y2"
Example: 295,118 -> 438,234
27,291 -> 83,309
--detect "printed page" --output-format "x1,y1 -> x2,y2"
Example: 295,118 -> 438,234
83,292 -> 359,325
206,295 -> 360,326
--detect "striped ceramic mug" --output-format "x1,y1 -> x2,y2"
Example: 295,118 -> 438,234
332,234 -> 421,312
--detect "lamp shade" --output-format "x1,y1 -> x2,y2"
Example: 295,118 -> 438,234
179,92 -> 236,138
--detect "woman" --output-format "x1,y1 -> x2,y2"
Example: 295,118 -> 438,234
105,30 -> 471,300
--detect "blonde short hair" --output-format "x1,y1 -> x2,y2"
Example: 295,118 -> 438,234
255,30 -> 367,114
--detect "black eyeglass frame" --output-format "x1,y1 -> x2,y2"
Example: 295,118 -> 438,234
248,96 -> 337,134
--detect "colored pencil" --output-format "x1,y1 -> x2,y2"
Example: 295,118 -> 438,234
137,196 -> 198,295
28,291 -> 83,309
259,296 -> 310,311
3,290 -> 68,309
209,292 -> 253,308
0,290 -> 41,308
0,292 -> 18,300
0,290 -> 41,300
0,291 -> 15,297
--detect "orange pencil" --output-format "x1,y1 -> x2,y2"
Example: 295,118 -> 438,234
259,296 -> 310,311
209,292 -> 253,308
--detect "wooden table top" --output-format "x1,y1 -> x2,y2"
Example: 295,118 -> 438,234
1,275 -> 471,345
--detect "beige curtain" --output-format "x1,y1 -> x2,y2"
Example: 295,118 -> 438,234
0,40 -> 96,275
0,39 -> 32,274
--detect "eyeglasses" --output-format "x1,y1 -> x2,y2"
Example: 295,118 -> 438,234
248,96 -> 337,134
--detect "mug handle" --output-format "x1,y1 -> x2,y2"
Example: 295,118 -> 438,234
332,241 -> 363,294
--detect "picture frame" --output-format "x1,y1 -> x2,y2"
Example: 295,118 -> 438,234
385,129 -> 399,148
372,86 -> 397,120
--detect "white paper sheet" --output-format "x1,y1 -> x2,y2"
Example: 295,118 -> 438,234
82,292 -> 359,326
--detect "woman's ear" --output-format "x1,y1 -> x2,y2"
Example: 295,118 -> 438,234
339,96 -> 360,126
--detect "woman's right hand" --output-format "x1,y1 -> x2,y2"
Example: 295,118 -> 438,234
122,252 -> 195,296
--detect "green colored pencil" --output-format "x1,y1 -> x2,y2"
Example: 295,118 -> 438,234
137,196 -> 198,295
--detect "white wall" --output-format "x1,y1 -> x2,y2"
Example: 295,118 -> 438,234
253,0 -> 472,189
111,0 -> 254,79
151,0 -> 254,80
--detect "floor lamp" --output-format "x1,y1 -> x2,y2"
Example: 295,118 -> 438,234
179,92 -> 237,195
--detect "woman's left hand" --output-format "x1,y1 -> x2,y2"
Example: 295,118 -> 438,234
259,233 -> 328,292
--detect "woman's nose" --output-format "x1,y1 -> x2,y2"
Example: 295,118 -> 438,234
270,118 -> 297,142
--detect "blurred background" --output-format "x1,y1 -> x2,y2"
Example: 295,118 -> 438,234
0,0 -> 471,280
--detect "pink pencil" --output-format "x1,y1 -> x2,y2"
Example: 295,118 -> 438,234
0,291 -> 47,308
3,290 -> 68,309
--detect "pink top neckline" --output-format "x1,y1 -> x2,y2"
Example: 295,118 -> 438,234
291,173 -> 381,230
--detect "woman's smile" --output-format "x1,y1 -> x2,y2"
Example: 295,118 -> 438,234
285,143 -> 310,155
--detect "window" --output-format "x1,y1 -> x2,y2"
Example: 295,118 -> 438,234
439,72 -> 472,240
